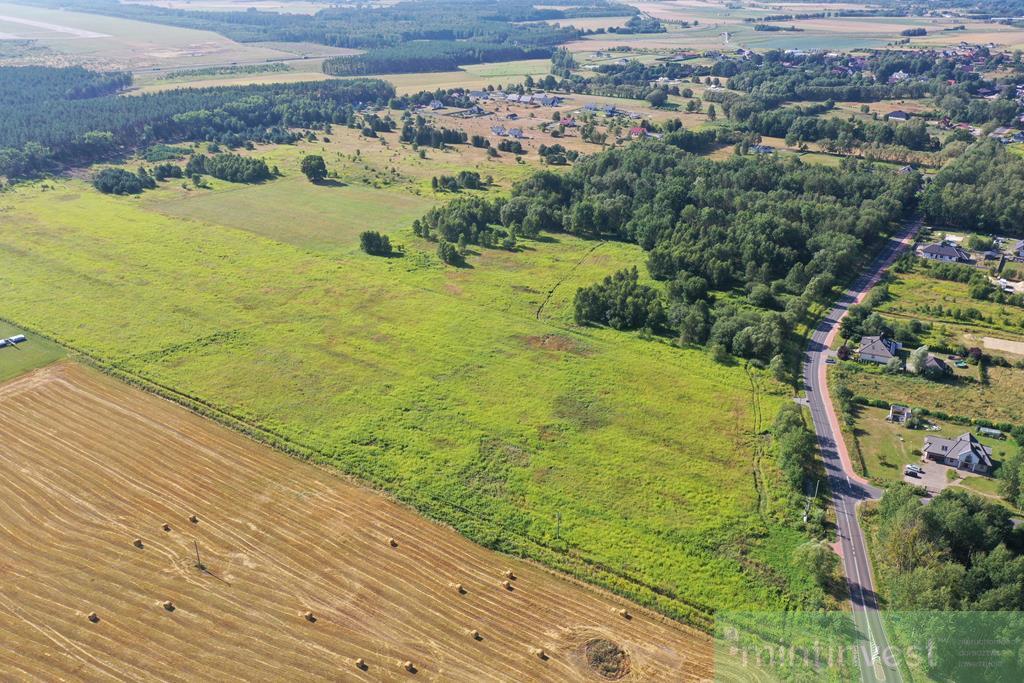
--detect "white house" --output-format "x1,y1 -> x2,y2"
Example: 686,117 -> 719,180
921,242 -> 971,263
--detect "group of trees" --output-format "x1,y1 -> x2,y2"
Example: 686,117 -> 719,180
0,66 -> 393,177
93,166 -> 156,195
399,116 -> 467,148
185,153 -> 272,183
431,171 -> 484,192
359,230 -> 393,256
870,484 -> 1024,675
772,403 -> 817,492
573,267 -> 665,330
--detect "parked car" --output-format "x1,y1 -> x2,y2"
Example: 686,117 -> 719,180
826,357 -> 837,364
904,464 -> 923,477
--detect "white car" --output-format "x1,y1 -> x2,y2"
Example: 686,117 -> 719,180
904,464 -> 923,477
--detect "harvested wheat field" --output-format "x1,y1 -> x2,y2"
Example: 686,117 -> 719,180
0,363 -> 714,682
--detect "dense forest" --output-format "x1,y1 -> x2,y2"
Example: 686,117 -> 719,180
921,141 -> 1024,235
415,142 -> 918,363
0,67 -> 392,177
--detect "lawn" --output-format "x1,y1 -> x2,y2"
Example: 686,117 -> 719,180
0,178 -> 822,624
0,319 -> 65,383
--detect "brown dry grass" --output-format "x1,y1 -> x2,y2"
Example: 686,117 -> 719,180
0,362 -> 713,681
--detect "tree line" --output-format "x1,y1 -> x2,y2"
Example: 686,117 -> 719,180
0,67 -> 393,177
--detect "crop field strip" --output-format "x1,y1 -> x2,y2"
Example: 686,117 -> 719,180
0,363 -> 713,682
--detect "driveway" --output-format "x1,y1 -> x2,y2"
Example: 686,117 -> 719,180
903,461 -> 952,495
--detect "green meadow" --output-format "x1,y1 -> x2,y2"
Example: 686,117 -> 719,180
0,175 -> 823,624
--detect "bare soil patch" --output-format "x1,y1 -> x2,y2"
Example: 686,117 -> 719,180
584,638 -> 631,680
523,334 -> 588,354
0,362 -> 711,681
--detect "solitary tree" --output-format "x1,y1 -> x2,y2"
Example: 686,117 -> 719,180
645,88 -> 668,107
300,154 -> 328,182
907,345 -> 929,375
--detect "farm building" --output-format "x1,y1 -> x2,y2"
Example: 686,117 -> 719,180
887,110 -> 911,121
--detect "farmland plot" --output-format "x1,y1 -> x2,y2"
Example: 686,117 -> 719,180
0,362 -> 713,681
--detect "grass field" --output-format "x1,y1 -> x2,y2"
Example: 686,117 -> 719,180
0,175 -> 823,624
146,173 -> 435,254
0,320 -> 64,383
0,1 -> 333,70
0,361 -> 714,681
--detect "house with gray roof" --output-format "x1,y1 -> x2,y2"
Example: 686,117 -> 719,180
857,335 -> 902,364
923,432 -> 994,474
921,242 -> 971,263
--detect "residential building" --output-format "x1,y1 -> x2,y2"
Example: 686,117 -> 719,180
923,432 -> 994,474
857,335 -> 902,364
920,242 -> 971,263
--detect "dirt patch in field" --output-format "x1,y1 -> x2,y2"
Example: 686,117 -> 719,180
584,639 -> 631,679
522,334 -> 589,355
982,336 -> 1024,356
0,362 -> 712,681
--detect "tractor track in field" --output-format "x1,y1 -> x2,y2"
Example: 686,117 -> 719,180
535,240 -> 606,321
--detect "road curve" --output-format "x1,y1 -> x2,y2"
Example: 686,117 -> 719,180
802,218 -> 920,683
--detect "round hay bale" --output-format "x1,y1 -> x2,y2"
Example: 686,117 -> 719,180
617,608 -> 631,620
502,580 -> 513,591
162,600 -> 175,612
388,537 -> 398,548
87,612 -> 99,623
133,538 -> 144,549
354,658 -> 367,670
505,569 -> 516,580
303,611 -> 316,623
533,648 -> 548,660
402,660 -> 416,673
162,523 -> 171,532
454,583 -> 466,594
469,629 -> 481,641
189,515 -> 199,524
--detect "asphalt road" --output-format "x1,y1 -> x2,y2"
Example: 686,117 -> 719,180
802,218 -> 920,683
